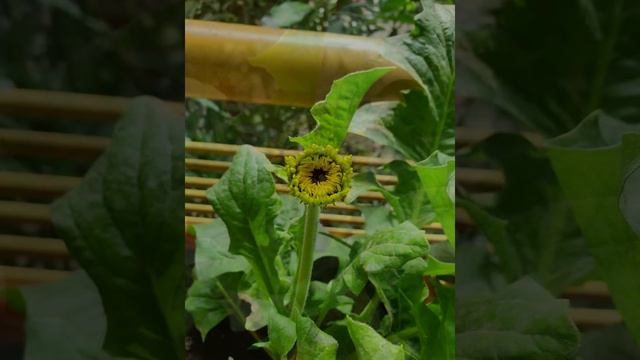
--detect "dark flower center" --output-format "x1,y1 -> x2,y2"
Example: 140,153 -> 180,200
311,168 -> 328,183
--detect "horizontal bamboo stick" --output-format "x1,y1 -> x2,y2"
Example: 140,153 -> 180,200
0,88 -> 182,120
456,168 -> 505,191
185,160 -> 502,190
0,201 -> 51,224
569,308 -> 621,327
0,172 -> 80,197
0,234 -> 68,257
185,160 -> 399,184
184,202 -> 443,231
0,265 -> 69,287
186,141 -> 390,167
186,186 -> 385,202
185,216 -> 446,242
0,129 -> 109,160
563,281 -> 610,298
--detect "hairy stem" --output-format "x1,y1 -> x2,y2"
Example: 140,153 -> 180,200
290,204 -> 320,318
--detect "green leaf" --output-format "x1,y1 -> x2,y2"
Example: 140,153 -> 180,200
374,0 -> 455,159
315,222 -> 429,324
461,134 -> 594,294
416,283 -> 455,360
191,219 -> 250,281
348,162 -> 436,229
255,311 -> 296,360
185,272 -> 244,341
51,97 -> 184,359
548,111 -> 640,342
291,67 -> 394,149
620,159 -> 640,237
416,151 -> 455,248
22,271 -> 126,360
358,222 -> 429,274
346,317 -> 405,360
457,278 -> 580,359
424,255 -> 455,277
239,282 -> 277,332
296,316 -> 338,360
207,145 -> 285,311
457,198 -> 521,282
261,2 -> 313,28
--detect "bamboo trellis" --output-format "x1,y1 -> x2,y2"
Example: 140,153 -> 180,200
0,20 -> 618,328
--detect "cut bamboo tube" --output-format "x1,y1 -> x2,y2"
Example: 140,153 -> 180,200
185,20 -> 419,107
0,88 -> 182,120
0,266 -> 69,287
0,235 -> 68,257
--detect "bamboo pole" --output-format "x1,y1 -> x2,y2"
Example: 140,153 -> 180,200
184,202 -> 443,231
184,216 -> 446,243
0,88 -> 182,120
0,266 -> 69,287
185,186 -> 385,202
569,308 -> 621,327
0,235 -> 68,257
185,20 -> 419,107
0,129 -> 109,160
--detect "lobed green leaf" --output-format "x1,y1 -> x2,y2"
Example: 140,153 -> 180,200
291,67 -> 393,149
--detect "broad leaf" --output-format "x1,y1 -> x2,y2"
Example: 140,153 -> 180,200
620,157 -> 640,237
416,151 -> 455,248
548,111 -> 640,342
22,271 -> 126,360
291,67 -> 393,149
348,162 -> 436,229
346,317 -> 404,360
185,272 -> 244,341
207,145 -> 285,312
255,311 -> 296,360
424,255 -> 455,277
416,283 -> 455,360
191,219 -> 249,281
461,134 -> 594,294
296,316 -> 338,360
316,222 -> 429,327
457,278 -> 579,359
51,97 -> 184,359
366,0 -> 455,159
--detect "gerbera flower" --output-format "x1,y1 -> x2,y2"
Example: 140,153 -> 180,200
285,145 -> 352,205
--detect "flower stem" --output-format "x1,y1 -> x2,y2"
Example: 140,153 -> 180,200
290,204 -> 320,318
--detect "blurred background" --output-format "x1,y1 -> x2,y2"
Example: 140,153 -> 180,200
456,0 -> 640,358
0,0 -> 182,358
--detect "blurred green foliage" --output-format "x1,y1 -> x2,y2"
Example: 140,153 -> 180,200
0,0 -> 183,99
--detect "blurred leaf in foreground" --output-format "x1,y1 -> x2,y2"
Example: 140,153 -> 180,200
51,97 -> 184,359
548,111 -> 640,343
